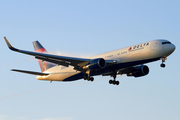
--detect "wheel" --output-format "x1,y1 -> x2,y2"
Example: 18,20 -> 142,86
90,77 -> 94,81
87,76 -> 90,81
109,80 -> 113,84
112,80 -> 116,85
116,81 -> 119,85
83,76 -> 87,80
161,64 -> 165,68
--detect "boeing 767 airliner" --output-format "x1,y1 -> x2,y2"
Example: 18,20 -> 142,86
4,37 -> 175,85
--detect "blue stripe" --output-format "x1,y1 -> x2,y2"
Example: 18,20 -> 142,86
33,41 -> 44,50
63,57 -> 161,81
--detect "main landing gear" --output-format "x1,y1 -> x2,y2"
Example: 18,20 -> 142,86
160,57 -> 167,68
109,80 -> 119,85
83,75 -> 94,82
109,72 -> 119,85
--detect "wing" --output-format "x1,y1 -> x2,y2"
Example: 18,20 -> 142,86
102,66 -> 134,76
4,37 -> 90,68
102,65 -> 149,78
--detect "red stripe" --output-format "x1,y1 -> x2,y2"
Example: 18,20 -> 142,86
35,48 -> 46,53
38,60 -> 44,72
36,48 -> 47,72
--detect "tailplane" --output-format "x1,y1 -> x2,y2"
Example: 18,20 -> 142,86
11,69 -> 49,76
33,41 -> 55,72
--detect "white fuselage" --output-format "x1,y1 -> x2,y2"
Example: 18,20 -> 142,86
36,40 -> 175,81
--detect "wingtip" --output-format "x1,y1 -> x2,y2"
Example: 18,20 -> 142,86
4,37 -> 18,51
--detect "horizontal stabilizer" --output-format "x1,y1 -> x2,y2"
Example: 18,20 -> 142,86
11,69 -> 49,76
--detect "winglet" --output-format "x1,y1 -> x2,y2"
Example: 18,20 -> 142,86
4,37 -> 18,51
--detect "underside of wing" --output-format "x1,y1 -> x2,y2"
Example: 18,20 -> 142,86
102,65 -> 149,78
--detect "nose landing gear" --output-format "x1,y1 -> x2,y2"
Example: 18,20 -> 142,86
160,57 -> 167,68
161,63 -> 165,68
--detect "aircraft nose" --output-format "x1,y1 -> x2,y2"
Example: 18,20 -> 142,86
170,44 -> 176,52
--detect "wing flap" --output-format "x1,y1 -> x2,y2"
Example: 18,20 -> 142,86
35,56 -> 70,67
102,66 -> 134,76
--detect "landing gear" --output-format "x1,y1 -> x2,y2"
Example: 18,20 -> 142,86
160,63 -> 166,68
109,72 -> 120,85
160,57 -> 167,68
109,80 -> 119,85
84,75 -> 94,82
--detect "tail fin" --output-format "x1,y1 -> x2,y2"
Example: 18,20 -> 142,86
33,41 -> 55,72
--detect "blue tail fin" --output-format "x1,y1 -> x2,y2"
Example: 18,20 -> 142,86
33,41 -> 55,72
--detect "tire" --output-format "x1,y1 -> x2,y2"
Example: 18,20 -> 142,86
109,80 -> 113,84
116,81 -> 119,85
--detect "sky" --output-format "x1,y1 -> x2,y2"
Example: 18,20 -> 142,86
0,0 -> 180,120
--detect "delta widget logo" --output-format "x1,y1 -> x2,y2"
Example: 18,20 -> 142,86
128,47 -> 132,51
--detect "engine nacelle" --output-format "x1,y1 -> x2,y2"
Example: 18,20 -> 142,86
127,65 -> 149,77
83,58 -> 106,71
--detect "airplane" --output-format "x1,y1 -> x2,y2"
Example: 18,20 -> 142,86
4,37 -> 176,85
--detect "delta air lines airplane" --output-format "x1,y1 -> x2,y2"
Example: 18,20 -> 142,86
4,37 -> 175,85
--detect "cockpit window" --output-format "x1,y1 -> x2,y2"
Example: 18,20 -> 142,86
162,42 -> 171,45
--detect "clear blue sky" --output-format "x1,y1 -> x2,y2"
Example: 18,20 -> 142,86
0,0 -> 180,120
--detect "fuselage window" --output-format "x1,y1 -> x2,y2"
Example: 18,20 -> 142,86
106,55 -> 113,58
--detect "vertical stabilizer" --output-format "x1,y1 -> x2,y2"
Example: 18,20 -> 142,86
33,41 -> 55,72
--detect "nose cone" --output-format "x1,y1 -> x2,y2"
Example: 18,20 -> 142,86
170,44 -> 176,53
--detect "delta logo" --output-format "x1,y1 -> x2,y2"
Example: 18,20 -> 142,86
128,42 -> 149,51
128,47 -> 132,51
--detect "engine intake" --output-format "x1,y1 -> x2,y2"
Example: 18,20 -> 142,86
83,58 -> 106,71
127,65 -> 149,77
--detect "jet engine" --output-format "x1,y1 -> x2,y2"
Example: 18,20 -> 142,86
127,65 -> 149,77
83,58 -> 106,71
